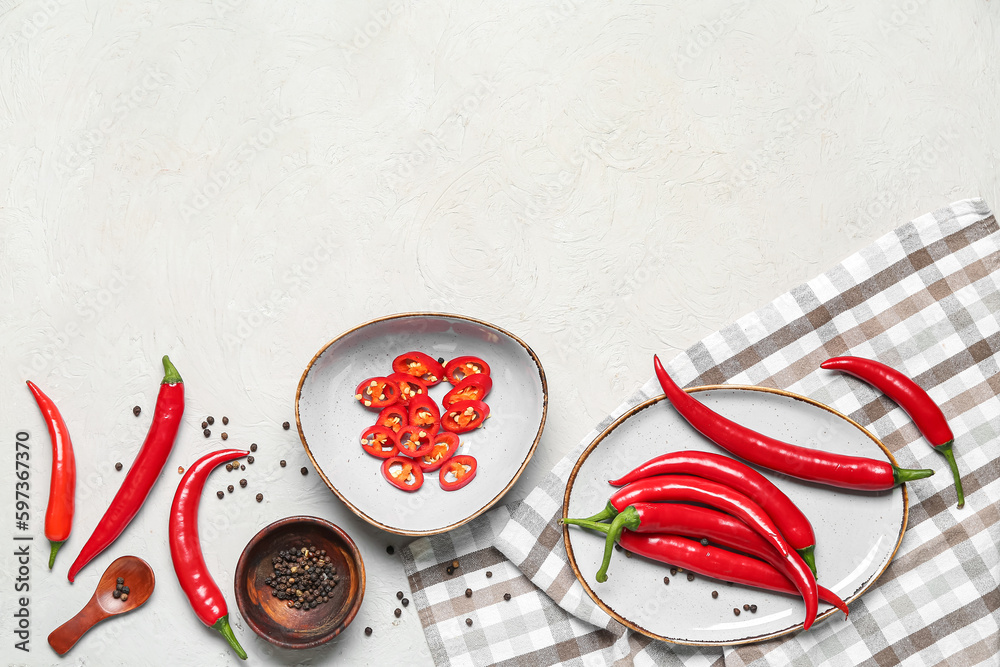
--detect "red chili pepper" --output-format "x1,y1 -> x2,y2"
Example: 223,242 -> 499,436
360,425 -> 399,458
26,381 -> 76,570
392,351 -> 446,386
653,355 -> 935,490
444,356 -> 491,386
407,395 -> 441,435
396,425 -> 435,457
382,455 -> 424,491
68,356 -> 184,583
441,400 -> 490,434
821,355 -> 965,508
354,376 -> 399,410
388,372 -> 428,407
442,374 -> 493,407
419,432 -> 460,472
439,455 -> 477,491
376,405 -> 408,434
607,450 -> 817,575
170,448 -> 248,660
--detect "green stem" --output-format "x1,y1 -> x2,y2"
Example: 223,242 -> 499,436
48,541 -> 63,569
568,501 -> 619,524
935,441 -> 965,508
213,615 -> 247,660
561,518 -> 612,534
797,545 -> 816,578
596,506 -> 640,584
161,355 -> 183,385
892,465 -> 935,485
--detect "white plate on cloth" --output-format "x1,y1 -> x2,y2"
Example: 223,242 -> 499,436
562,386 -> 909,646
297,313 -> 547,536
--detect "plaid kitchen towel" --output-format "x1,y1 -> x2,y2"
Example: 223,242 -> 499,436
401,197 -> 1000,666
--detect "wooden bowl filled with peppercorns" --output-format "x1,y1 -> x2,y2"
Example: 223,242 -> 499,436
233,516 -> 365,649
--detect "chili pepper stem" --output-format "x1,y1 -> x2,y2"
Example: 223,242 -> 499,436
161,355 -> 182,384
797,546 -> 817,578
596,506 -> 641,583
935,441 -> 965,508
48,541 -> 63,569
891,466 -> 935,485
212,615 -> 247,660
561,518 -> 613,534
573,501 -> 619,524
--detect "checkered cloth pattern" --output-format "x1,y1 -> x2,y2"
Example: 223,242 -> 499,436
401,198 -> 1000,666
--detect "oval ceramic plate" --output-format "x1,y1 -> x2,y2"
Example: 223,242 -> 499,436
297,313 -> 547,536
563,386 -> 908,646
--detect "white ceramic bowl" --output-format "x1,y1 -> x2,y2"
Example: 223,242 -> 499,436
563,386 -> 908,645
296,313 -> 547,536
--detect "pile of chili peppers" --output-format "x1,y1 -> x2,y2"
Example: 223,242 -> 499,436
564,353 -> 955,631
355,351 -> 491,493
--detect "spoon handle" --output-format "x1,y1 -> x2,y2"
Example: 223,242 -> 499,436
48,600 -> 107,655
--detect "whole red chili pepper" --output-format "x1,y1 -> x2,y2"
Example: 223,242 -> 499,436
821,356 -> 964,508
26,381 -> 76,570
170,448 -> 248,660
607,450 -> 818,575
67,356 -> 184,583
653,355 -> 935,490
565,503 -> 844,618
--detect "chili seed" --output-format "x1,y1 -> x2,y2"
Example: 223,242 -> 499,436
226,464 -> 233,472
465,588 -> 472,598
280,460 -> 287,467
300,467 -> 308,475
365,627 -> 372,636
402,598 -> 409,607
113,590 -> 121,599
222,416 -> 229,425
465,618 -> 472,627
248,456 -> 255,464
120,593 -> 128,601
283,421 -> 291,430
240,479 -> 247,488
203,429 -> 210,437
133,406 -> 141,416
503,593 -> 511,601
396,591 -> 404,599
687,573 -> 695,581
663,577 -> 670,585
250,443 -> 257,452
712,591 -> 718,599
733,608 -> 741,616
750,604 -> 757,613
386,546 -> 395,555
743,604 -> 750,611
207,416 -> 215,425
221,432 -> 228,440
227,485 -> 234,493
202,421 -> 208,429
394,608 -> 401,618
256,493 -> 263,502
115,462 -> 123,471
486,571 -> 493,578
217,491 -> 224,499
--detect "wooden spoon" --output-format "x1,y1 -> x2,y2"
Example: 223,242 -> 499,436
48,555 -> 155,655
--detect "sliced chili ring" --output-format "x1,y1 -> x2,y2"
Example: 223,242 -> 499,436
441,400 -> 490,434
396,425 -> 435,457
388,372 -> 428,407
376,405 -> 408,434
392,352 -> 446,386
360,425 -> 398,459
444,356 -> 491,386
442,374 -> 493,407
408,395 -> 441,436
439,455 -> 477,491
381,456 -> 424,492
419,432 -> 460,472
354,376 -> 399,410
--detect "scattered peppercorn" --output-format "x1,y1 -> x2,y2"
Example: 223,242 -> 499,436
280,460 -> 287,467
227,485 -> 234,493
203,429 -> 210,437
178,466 -> 184,474
221,432 -> 228,440
115,462 -> 123,471
396,591 -> 404,599
670,567 -> 677,575
256,493 -> 263,502
614,544 -> 622,552
365,627 -> 372,636
122,586 -> 129,594
386,546 -> 395,555
300,467 -> 308,475
465,588 -> 472,598
113,590 -> 121,599
265,544 -> 339,612
222,416 -> 229,425
117,577 -> 124,585
452,560 -> 460,569
750,604 -> 757,613
401,598 -> 409,607
712,591 -> 718,599
250,443 -> 257,452
465,618 -> 472,627
240,479 -> 247,488
394,608 -> 401,618
743,604 -> 750,611
133,406 -> 141,416
687,573 -> 695,581
207,416 -> 215,425
226,464 -> 233,472
700,538 -> 709,546
437,357 -> 445,365
202,421 -> 208,429
248,456 -> 255,464
733,608 -> 741,616
486,571 -> 493,578
217,491 -> 224,499
120,593 -> 128,601
446,566 -> 454,575
240,464 -> 246,471
624,550 -> 633,558
503,593 -> 511,601
663,576 -> 670,585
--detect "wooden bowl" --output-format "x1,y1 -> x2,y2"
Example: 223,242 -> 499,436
234,516 -> 365,649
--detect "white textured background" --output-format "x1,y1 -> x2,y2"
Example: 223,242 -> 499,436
1,0 -> 998,665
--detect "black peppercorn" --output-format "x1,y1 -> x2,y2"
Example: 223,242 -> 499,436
743,604 -> 750,611
283,421 -> 290,430
222,416 -> 229,425
113,590 -> 121,599
256,493 -> 263,502
700,538 -> 709,546
207,416 -> 215,425
117,577 -> 124,585
465,588 -> 472,598
486,571 -> 493,578
217,491 -> 224,499
365,627 -> 372,636
300,466 -> 307,475
240,479 -> 247,488
503,593 -> 511,601
280,460 -> 287,467
227,485 -> 234,493
401,598 -> 409,607
750,604 -> 757,613
202,421 -> 208,429
386,545 -> 395,555
446,566 -> 454,575
250,443 -> 257,452
396,591 -> 404,599
465,618 -> 472,627
687,573 -> 695,581
733,608 -> 741,616
663,576 -> 670,585
203,428 -> 210,437
394,608 -> 401,618
248,456 -> 254,464
133,405 -> 141,416
712,591 -> 718,599
115,462 -> 123,471
226,464 -> 233,472
240,464 -> 245,471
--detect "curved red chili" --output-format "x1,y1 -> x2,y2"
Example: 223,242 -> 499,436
396,425 -> 435,457
608,450 -> 817,574
68,356 -> 184,583
392,351 -> 446,386
170,448 -> 248,660
354,376 -> 398,410
26,381 -> 76,570
444,356 -> 490,386
442,374 -> 493,407
360,425 -> 398,458
407,395 -> 441,435
419,432 -> 460,472
382,456 -> 424,492
388,372 -> 428,407
440,455 -> 477,491
441,400 -> 490,434
376,405 -> 407,434
653,355 -> 934,490
821,355 -> 964,508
